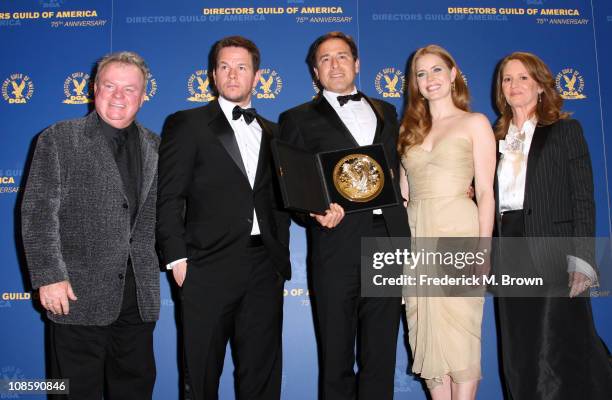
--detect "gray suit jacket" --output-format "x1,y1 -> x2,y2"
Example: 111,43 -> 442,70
21,111 -> 160,325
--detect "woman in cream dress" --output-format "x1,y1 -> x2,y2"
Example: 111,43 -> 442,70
398,45 -> 496,400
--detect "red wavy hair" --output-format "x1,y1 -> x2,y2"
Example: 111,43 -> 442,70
398,45 -> 470,155
493,52 -> 568,140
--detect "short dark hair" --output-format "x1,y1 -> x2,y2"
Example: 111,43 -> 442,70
210,36 -> 261,71
307,31 -> 358,72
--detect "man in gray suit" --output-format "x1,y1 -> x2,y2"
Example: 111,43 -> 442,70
21,51 -> 159,399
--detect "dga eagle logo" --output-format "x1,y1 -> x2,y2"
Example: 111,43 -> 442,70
556,68 -> 586,100
2,73 -> 34,104
254,68 -> 282,99
144,72 -> 157,102
187,69 -> 215,103
394,358 -> 420,393
375,67 -> 405,98
62,72 -> 93,104
291,257 -> 308,284
311,80 -> 321,99
1,365 -> 25,393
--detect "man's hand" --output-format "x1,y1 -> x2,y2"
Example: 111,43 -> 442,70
569,271 -> 591,298
467,185 -> 475,199
39,280 -> 77,315
173,260 -> 188,287
310,203 -> 345,229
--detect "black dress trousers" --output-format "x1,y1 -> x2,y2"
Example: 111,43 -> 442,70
313,216 -> 402,400
181,243 -> 284,400
496,211 -> 612,400
50,265 -> 156,400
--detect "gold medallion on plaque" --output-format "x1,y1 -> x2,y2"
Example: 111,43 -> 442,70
333,154 -> 384,202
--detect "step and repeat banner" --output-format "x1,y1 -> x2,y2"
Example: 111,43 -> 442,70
1,1 -> 611,399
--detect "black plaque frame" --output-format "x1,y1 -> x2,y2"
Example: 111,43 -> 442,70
271,140 -> 401,214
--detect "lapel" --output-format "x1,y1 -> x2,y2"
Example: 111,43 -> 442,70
253,116 -> 273,190
134,121 -> 157,219
494,140 -> 502,203
208,100 -> 249,179
313,94 -> 359,147
523,123 -> 552,207
494,141 -> 501,232
84,112 -> 126,200
362,92 -> 385,144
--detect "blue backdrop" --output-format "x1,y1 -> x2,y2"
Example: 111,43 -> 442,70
1,1 -> 610,398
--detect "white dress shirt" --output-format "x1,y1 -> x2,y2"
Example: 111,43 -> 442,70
497,118 -> 597,284
323,89 -> 377,147
167,96 -> 262,269
497,118 -> 536,213
323,89 -> 382,214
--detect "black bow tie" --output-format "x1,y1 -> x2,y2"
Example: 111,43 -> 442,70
337,93 -> 363,106
232,106 -> 257,125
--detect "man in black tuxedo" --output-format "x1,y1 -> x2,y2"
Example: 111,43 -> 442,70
157,36 -> 290,400
279,32 -> 410,400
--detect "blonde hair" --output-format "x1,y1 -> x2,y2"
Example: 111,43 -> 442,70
95,51 -> 149,87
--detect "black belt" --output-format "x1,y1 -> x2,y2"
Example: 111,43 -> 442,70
500,209 -> 525,237
248,234 -> 263,247
501,209 -> 524,222
501,209 -> 523,216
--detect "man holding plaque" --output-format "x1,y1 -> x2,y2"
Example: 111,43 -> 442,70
279,31 -> 410,399
157,36 -> 290,400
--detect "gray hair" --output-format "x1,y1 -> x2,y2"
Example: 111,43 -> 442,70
95,51 -> 149,86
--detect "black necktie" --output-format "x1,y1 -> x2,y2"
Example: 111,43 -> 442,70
113,129 -> 135,224
232,106 -> 257,125
337,93 -> 363,106
114,128 -> 129,167
113,129 -> 129,169
114,128 -> 129,148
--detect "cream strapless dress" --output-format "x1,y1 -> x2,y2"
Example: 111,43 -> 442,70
402,136 -> 483,389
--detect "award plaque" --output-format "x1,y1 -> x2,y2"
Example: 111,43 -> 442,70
333,153 -> 385,203
271,140 -> 401,214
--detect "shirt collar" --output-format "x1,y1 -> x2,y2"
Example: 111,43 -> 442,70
97,112 -> 136,142
323,88 -> 358,108
218,96 -> 253,123
508,117 -> 537,136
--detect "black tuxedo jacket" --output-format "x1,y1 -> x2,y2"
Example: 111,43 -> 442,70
157,100 -> 290,279
278,93 -> 410,244
494,118 -> 596,280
